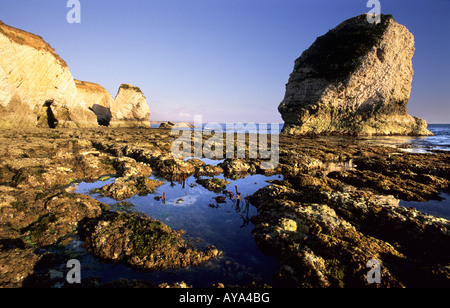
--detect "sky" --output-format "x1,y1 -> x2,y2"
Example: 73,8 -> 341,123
0,0 -> 449,123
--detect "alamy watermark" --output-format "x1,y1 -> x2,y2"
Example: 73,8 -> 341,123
170,115 -> 279,170
66,259 -> 81,284
367,0 -> 381,24
366,259 -> 381,284
67,0 -> 81,24
66,1 -> 380,25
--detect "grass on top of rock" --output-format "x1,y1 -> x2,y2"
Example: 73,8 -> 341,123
299,14 -> 394,82
120,84 -> 143,93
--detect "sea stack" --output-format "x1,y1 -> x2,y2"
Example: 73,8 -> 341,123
278,14 -> 432,136
110,84 -> 151,128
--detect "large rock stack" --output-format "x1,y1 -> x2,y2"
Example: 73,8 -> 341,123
110,84 -> 151,128
278,14 -> 432,136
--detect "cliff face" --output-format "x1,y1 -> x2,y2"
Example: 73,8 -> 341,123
0,21 -> 151,128
0,21 -> 96,128
75,80 -> 114,126
278,14 -> 432,136
110,84 -> 150,128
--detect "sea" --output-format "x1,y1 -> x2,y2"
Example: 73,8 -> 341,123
356,124 -> 450,153
152,123 -> 450,153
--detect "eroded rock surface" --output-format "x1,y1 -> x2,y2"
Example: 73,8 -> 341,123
249,181 -> 450,287
80,211 -> 220,271
0,128 -> 448,288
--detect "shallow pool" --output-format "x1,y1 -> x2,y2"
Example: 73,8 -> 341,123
399,192 -> 450,220
74,171 -> 282,287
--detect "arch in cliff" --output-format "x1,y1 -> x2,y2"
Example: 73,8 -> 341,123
89,104 -> 112,126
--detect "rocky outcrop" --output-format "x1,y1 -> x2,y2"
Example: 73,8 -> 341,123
76,81 -> 151,127
278,14 -> 432,136
249,181 -> 450,287
75,80 -> 114,126
0,21 -> 151,128
110,84 -> 151,128
0,21 -> 97,128
80,211 -> 221,271
159,121 -> 194,129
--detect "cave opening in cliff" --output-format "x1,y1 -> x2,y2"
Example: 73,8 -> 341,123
37,100 -> 59,129
89,104 -> 112,127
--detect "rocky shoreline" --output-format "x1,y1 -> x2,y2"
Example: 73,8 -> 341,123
0,128 -> 449,288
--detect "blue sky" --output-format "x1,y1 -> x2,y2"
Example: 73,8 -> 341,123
0,0 -> 449,123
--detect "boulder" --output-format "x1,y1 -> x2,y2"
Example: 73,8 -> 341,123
278,14 -> 432,136
80,211 -> 221,271
196,178 -> 230,192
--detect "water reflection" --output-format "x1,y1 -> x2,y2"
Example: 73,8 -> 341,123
320,159 -> 356,176
399,192 -> 450,220
75,170 -> 281,287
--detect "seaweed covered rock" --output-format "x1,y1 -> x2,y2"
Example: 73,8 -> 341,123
98,177 -> 164,201
80,212 -> 221,271
196,178 -> 230,192
279,14 -> 432,136
249,181 -> 450,287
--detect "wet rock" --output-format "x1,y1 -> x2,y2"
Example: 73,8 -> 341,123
196,178 -> 230,192
80,212 -> 221,271
250,179 -> 450,287
22,193 -> 104,247
278,218 -> 297,232
98,177 -> 164,201
112,157 -> 153,178
0,127 -> 448,288
195,164 -> 224,177
328,153 -> 450,202
278,152 -> 323,175
0,245 -> 40,288
219,159 -> 252,175
152,156 -> 197,177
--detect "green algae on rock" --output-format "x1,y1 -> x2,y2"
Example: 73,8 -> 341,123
79,211 -> 221,271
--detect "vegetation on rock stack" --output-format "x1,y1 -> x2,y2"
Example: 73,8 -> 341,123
120,84 -> 143,93
300,14 -> 394,82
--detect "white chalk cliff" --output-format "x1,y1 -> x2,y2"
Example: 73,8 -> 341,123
110,84 -> 151,128
0,20 -> 150,128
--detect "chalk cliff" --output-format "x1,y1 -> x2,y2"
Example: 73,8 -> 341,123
75,80 -> 114,126
278,14 -> 432,136
0,21 -> 97,127
110,84 -> 151,128
0,21 -> 150,128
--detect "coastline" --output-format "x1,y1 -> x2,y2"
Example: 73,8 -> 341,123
0,127 -> 448,288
